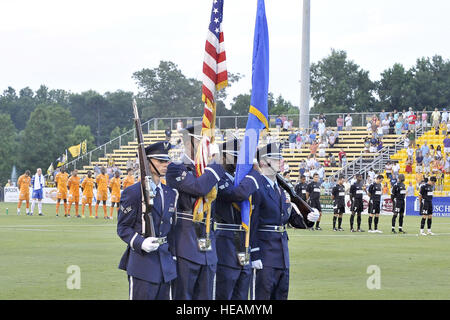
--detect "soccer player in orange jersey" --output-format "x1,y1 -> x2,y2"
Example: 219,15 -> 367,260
67,169 -> 81,218
95,166 -> 109,219
55,167 -> 69,217
122,168 -> 135,190
17,170 -> 31,215
81,171 -> 95,218
108,171 -> 121,220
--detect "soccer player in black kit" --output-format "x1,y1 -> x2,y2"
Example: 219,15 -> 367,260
391,173 -> 407,234
306,173 -> 322,230
294,175 -> 307,202
331,175 -> 346,231
349,174 -> 365,232
367,175 -> 384,233
418,176 -> 436,236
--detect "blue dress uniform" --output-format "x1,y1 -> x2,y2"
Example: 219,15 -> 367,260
117,141 -> 179,300
117,182 -> 179,300
166,154 -> 226,300
215,169 -> 260,300
251,172 -> 291,300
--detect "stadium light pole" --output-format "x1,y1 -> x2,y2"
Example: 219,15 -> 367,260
299,0 -> 310,130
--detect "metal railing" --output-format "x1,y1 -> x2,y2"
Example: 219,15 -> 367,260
62,109 -> 437,174
326,122 -> 427,183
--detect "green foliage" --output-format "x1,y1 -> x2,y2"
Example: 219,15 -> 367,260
0,114 -> 18,183
19,105 -> 74,173
310,49 -> 376,114
70,125 -> 95,152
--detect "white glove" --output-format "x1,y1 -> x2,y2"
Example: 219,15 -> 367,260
141,237 -> 160,253
252,259 -> 263,270
307,208 -> 320,222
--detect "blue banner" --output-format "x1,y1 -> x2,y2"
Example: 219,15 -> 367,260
406,196 -> 450,217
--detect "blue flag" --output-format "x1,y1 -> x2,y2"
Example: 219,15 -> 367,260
234,0 -> 269,231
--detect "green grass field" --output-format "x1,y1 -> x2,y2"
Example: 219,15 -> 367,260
1,202 -> 449,300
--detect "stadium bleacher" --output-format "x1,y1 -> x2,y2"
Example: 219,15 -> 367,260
76,126 -> 402,183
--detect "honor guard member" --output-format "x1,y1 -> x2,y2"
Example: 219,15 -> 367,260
331,175 -> 346,231
367,175 -> 384,233
391,174 -> 407,233
306,173 -> 323,230
117,141 -> 178,300
251,143 -> 291,300
294,175 -> 307,201
215,138 -> 260,300
350,174 -> 365,232
418,176 -> 436,236
166,125 -> 226,300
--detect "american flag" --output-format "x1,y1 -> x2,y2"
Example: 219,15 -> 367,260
201,0 -> 228,134
192,0 -> 228,223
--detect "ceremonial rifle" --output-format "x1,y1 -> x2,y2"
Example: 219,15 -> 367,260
133,99 -> 156,237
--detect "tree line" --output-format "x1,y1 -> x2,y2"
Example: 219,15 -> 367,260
1,50 -> 449,183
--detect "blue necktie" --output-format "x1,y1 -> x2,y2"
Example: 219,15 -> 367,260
154,187 -> 162,215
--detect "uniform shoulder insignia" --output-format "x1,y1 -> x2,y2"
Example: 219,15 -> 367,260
120,205 -> 132,214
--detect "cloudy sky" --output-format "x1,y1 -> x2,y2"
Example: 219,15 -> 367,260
0,0 -> 449,109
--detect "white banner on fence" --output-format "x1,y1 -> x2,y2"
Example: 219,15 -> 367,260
4,187 -> 114,206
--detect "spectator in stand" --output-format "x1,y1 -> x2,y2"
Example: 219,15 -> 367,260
309,129 -> 317,143
392,161 -> 400,179
442,108 -> 449,125
395,118 -> 403,135
436,145 -> 443,160
323,156 -> 331,167
363,137 -> 370,153
443,134 -> 450,155
288,130 -> 296,151
421,109 -> 428,129
345,113 -> 352,131
444,156 -> 450,174
366,119 -> 372,132
407,143 -> 415,159
5,179 -> 12,187
377,139 -> 384,152
295,133 -> 303,150
298,161 -> 306,176
421,141 -> 430,157
385,161 -> 393,179
429,144 -> 436,158
380,109 -> 387,121
318,140 -> 327,158
405,159 -> 413,174
423,154 -> 431,175
416,151 -> 424,166
336,115 -> 344,131
329,153 -> 337,167
176,119 -> 184,132
341,155 -> 347,167
382,116 -> 390,135
382,183 -> 389,195
406,182 -> 415,197
165,127 -> 172,141
338,148 -> 346,166
317,165 -> 325,183
310,140 -> 319,156
369,135 -> 378,153
389,116 -> 396,134
282,117 -> 290,131
318,119 -> 326,137
275,116 -> 282,131
319,113 -> 327,125
376,122 -> 384,139
393,109 -> 399,121
328,133 -> 337,148
432,108 -> 440,130
408,112 -> 417,132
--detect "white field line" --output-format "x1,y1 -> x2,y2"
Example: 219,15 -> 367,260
0,224 -> 114,228
288,232 -> 450,237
